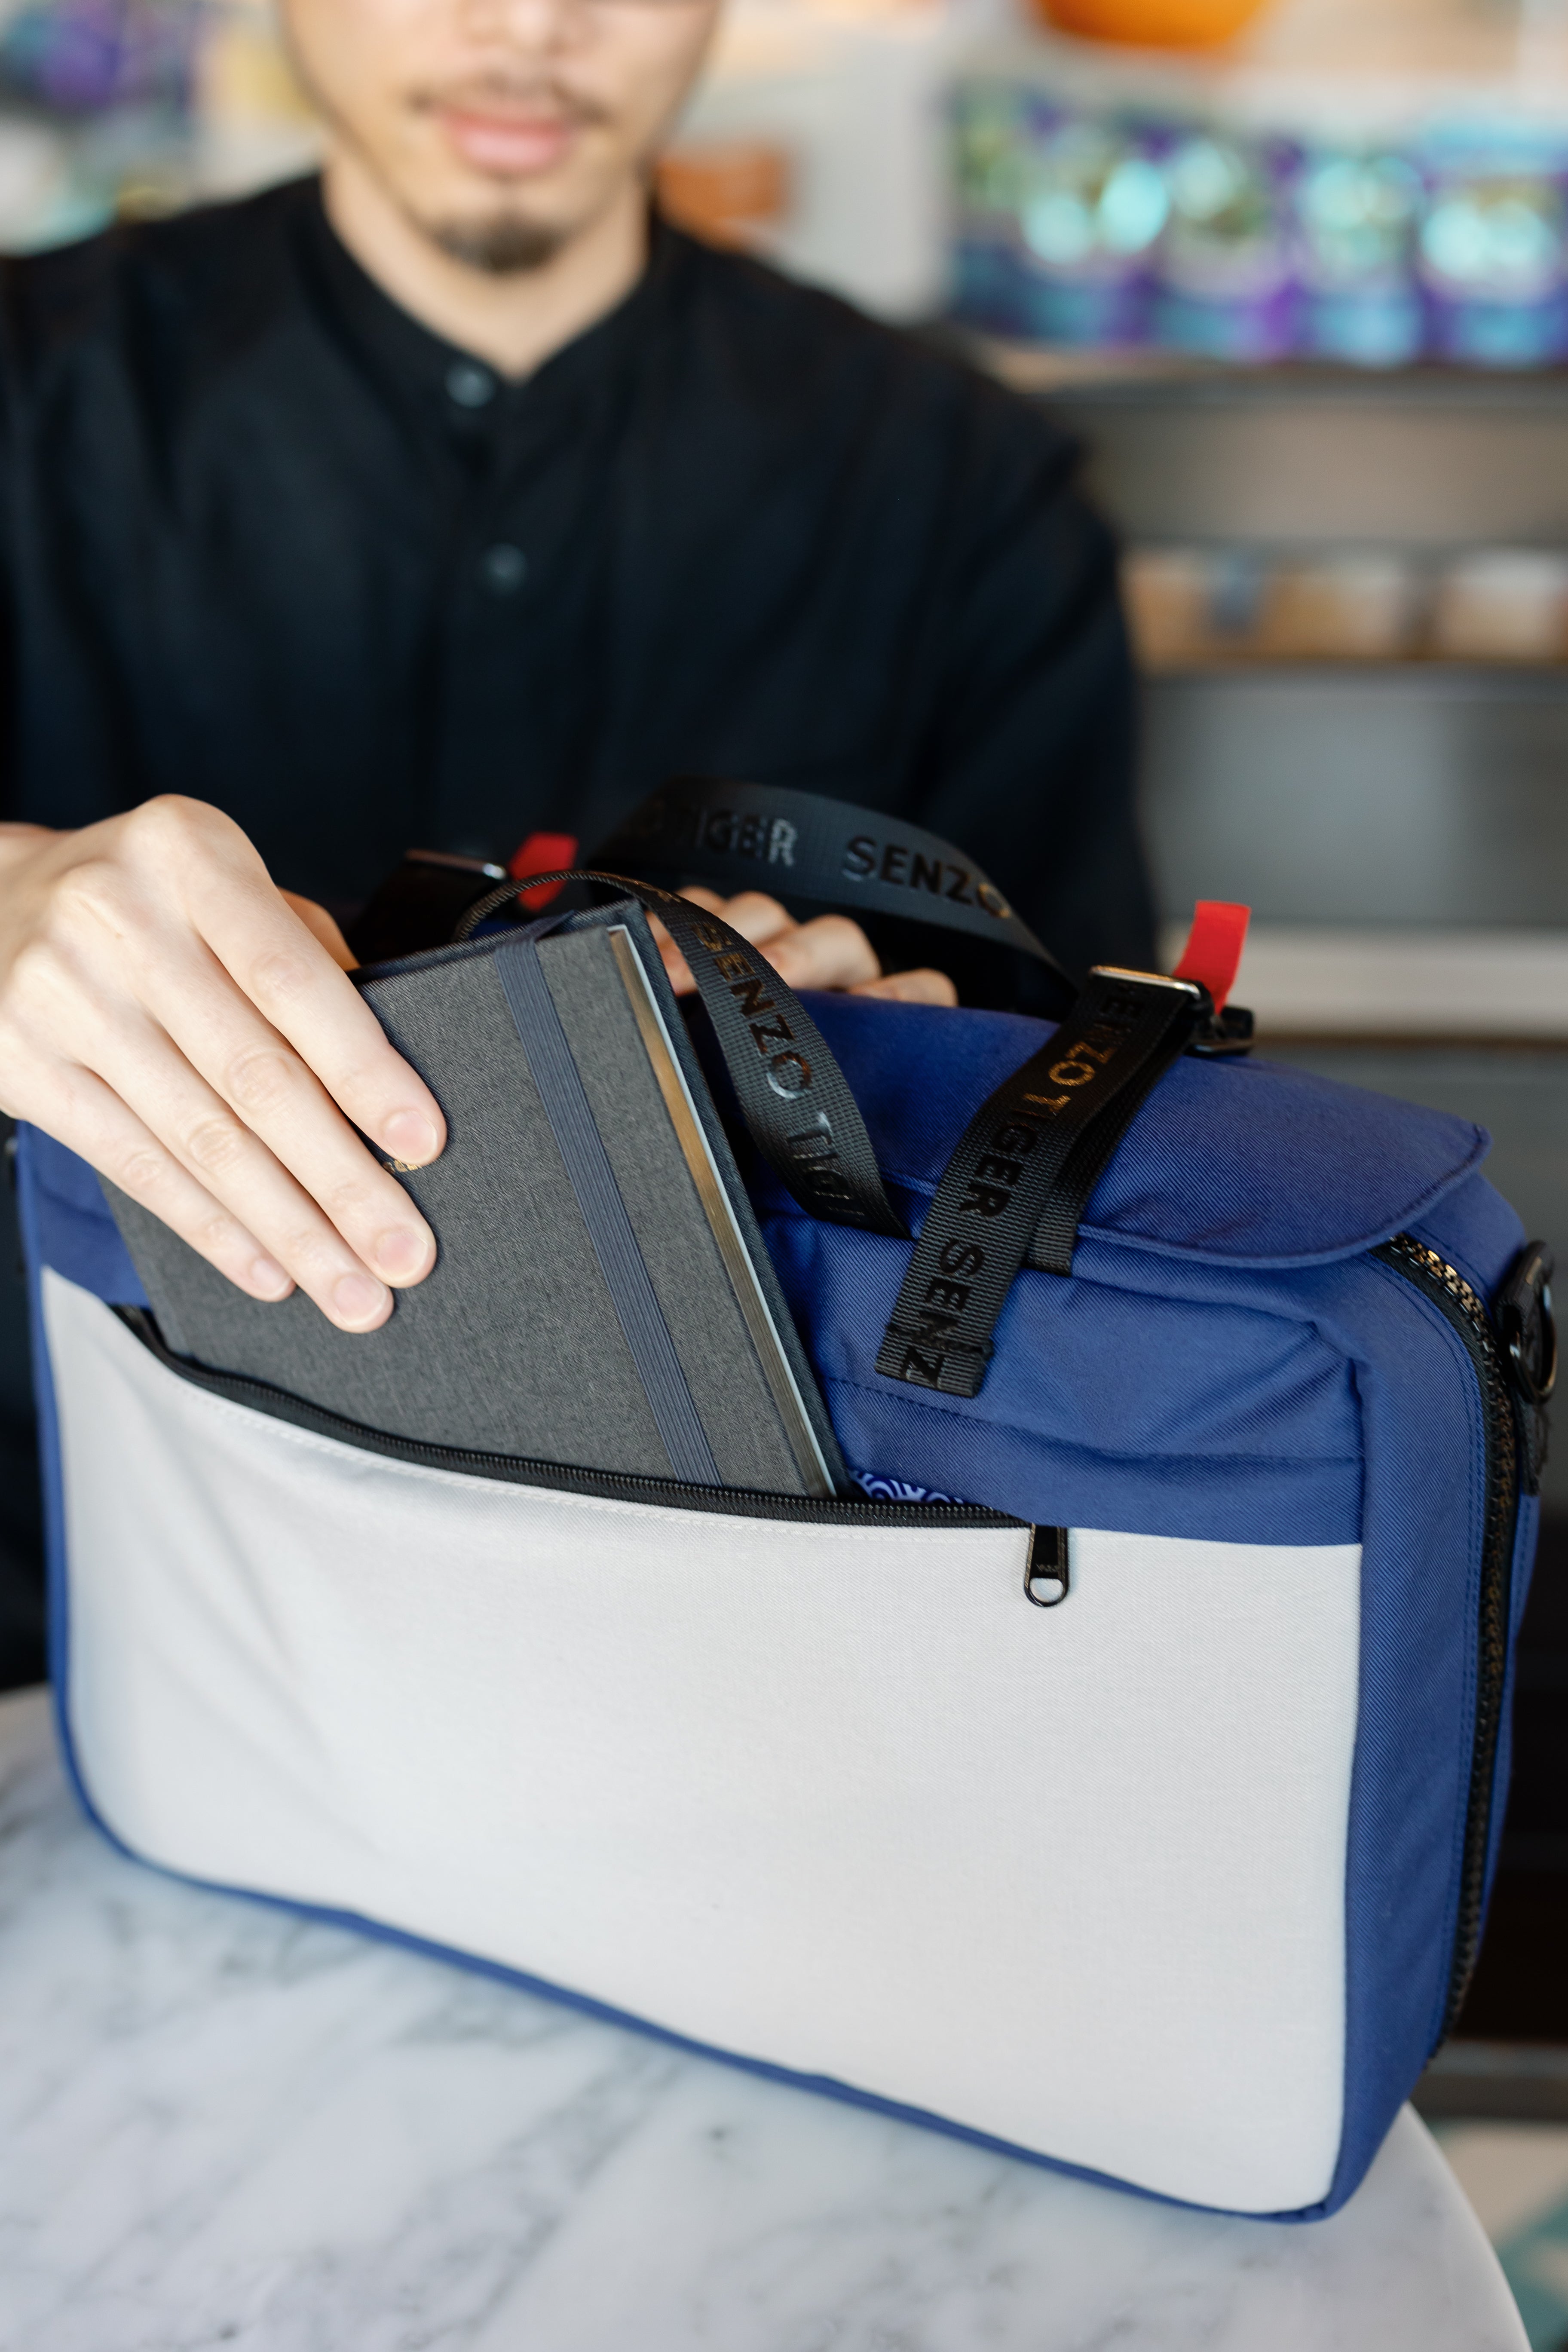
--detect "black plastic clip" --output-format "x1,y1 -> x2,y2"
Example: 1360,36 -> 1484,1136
1188,1004 -> 1255,1059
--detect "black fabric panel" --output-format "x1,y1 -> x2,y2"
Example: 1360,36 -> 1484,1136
0,179 -> 1152,982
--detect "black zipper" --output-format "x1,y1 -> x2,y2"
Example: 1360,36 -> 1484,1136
111,1305 -> 1023,1538
1374,1233 -> 1523,2039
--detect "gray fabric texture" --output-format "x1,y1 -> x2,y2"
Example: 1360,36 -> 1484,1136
542,927 -> 807,1495
496,937 -> 720,1488
103,923 -> 824,1492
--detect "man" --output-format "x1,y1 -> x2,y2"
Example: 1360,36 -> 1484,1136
0,0 -> 1151,1675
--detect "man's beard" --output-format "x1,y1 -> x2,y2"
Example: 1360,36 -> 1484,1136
421,212 -> 569,275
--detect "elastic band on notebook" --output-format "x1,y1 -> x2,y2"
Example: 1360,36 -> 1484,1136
495,940 -> 722,1489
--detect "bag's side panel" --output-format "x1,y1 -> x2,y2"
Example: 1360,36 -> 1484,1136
1305,1171 -> 1529,2215
42,1268 -> 1362,2217
1406,1178 -> 1542,1997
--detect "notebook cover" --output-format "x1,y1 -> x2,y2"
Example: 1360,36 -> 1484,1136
103,904 -> 845,1498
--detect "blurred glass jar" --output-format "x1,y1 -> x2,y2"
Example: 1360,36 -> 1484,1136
1011,114 -> 1170,345
1155,131 -> 1297,361
1121,547 -> 1262,666
657,143 -> 791,251
0,0 -> 198,118
1295,152 -> 1424,368
1255,555 -> 1421,659
949,80 -> 1034,336
1430,551 -> 1568,661
1418,143 -> 1568,368
1124,547 -> 1421,667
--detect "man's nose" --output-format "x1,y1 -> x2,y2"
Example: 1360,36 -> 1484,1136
453,0 -> 594,52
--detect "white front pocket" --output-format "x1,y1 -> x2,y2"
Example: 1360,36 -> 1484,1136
45,1268 -> 1361,2215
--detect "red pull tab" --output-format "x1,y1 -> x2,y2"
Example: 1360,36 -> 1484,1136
508,830 -> 579,909
1173,900 -> 1250,1012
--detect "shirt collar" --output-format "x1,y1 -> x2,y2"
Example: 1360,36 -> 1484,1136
295,176 -> 681,438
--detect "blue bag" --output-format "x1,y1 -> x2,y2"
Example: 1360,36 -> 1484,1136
16,784 -> 1553,2223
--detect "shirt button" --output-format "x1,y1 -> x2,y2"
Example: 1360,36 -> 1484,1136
481,542 -> 527,595
446,361 -> 496,408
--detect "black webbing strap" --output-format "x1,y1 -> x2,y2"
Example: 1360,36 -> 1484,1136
874,970 -> 1208,1398
594,777 -> 1073,996
454,871 -> 908,1240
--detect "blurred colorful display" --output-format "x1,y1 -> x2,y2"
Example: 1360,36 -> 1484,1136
0,0 -> 205,251
0,0 -> 197,116
952,80 -> 1568,366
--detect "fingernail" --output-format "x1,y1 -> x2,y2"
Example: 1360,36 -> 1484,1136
332,1271 -> 389,1326
250,1256 -> 291,1300
373,1224 -> 430,1281
383,1109 -> 440,1165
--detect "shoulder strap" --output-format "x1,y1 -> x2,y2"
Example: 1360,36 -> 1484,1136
874,970 -> 1208,1398
593,778 -> 1076,1004
454,872 -> 908,1240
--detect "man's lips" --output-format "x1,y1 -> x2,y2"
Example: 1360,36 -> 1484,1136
435,104 -> 582,176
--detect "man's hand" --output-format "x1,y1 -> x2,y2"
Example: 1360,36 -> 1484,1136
0,798 -> 446,1332
654,888 -> 957,1007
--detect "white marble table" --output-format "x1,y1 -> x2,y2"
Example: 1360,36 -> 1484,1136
0,1686 -> 1528,2352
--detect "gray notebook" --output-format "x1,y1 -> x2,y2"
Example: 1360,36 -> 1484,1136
106,907 -> 845,1498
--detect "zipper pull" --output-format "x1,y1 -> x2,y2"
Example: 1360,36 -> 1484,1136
1025,1526 -> 1070,1607
1498,1240 -> 1556,1492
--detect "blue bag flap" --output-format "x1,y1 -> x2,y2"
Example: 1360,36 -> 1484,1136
775,995 -> 1488,1270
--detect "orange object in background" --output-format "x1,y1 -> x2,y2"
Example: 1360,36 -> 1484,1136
1031,0 -> 1268,48
655,142 -> 792,248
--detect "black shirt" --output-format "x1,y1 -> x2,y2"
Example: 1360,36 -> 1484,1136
0,175 -> 1152,982
0,178 -> 1152,1683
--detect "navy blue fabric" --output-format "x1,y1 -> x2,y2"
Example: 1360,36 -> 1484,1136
764,1214 -> 1362,1543
13,976 -> 1535,2221
22,1128 -> 146,1304
770,993 -> 1488,1267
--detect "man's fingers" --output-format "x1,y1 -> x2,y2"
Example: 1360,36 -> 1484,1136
0,802 -> 433,1329
853,968 -> 959,1006
29,1063 -> 297,1304
658,892 -> 887,998
171,848 -> 445,1170
115,943 -> 435,1301
657,888 -> 805,996
763,914 -> 881,993
689,890 -> 796,947
102,1029 -> 399,1331
281,891 -> 358,973
96,800 -> 440,1173
223,900 -> 444,1170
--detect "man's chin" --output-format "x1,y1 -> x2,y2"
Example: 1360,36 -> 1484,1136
418,208 -> 569,275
